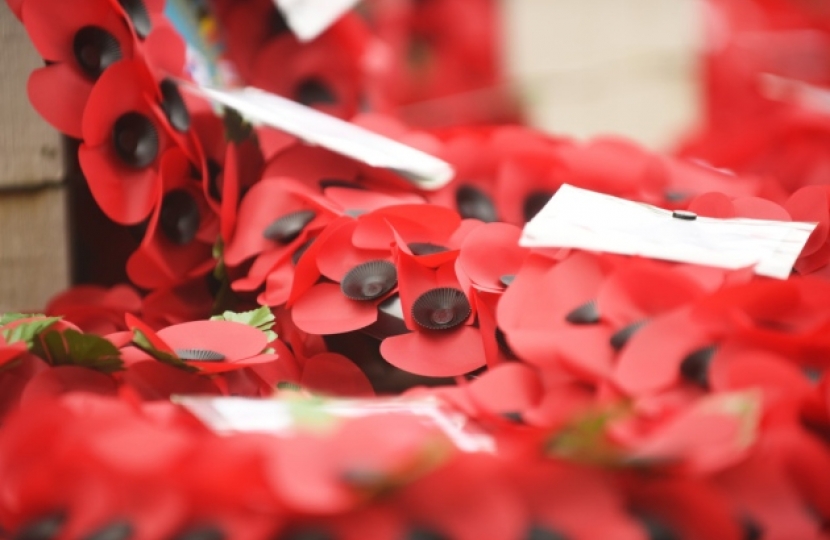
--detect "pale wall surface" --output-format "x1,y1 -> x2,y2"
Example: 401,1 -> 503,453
0,5 -> 70,312
502,0 -> 702,149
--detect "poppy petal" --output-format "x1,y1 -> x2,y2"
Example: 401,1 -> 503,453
300,352 -> 374,397
27,64 -> 92,138
291,283 -> 379,335
157,320 -> 269,361
380,326 -> 486,377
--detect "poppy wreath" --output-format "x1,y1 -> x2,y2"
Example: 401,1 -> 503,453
4,0 -> 830,538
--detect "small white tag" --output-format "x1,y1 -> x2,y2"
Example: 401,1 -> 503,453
183,83 -> 454,190
520,184 -> 818,279
274,0 -> 361,41
175,395 -> 495,453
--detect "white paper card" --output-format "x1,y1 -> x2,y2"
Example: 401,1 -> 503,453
520,184 -> 818,279
175,395 -> 495,453
184,83 -> 454,190
274,0 -> 361,41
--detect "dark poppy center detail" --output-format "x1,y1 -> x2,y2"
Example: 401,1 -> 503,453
84,520 -> 134,540
112,112 -> 159,168
160,79 -> 191,132
175,348 -> 226,362
173,525 -> 226,540
341,260 -> 397,301
73,26 -> 122,80
500,274 -> 516,287
565,300 -> 600,325
455,185 -> 498,222
13,513 -> 65,540
408,243 -> 449,256
291,238 -> 315,266
160,190 -> 200,245
318,178 -> 365,190
118,0 -> 152,39
524,524 -> 571,540
295,78 -> 337,106
523,191 -> 555,222
679,345 -> 717,389
411,287 -> 471,331
263,210 -> 316,243
610,320 -> 648,351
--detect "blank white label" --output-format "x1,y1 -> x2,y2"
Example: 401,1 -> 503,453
274,0 -> 361,41
183,83 -> 454,191
521,184 -> 818,279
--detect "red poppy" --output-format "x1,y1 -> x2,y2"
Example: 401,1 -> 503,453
78,59 -> 194,225
497,251 -> 616,383
124,314 -> 279,374
786,184 -> 830,274
250,13 -> 371,119
215,0 -> 288,82
455,221 -> 528,293
224,177 -> 339,299
45,284 -> 142,335
139,276 -> 216,330
379,248 -> 486,377
22,0 -> 184,138
290,204 -> 464,335
125,148 -> 218,289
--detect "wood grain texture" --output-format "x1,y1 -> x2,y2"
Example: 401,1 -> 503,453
0,4 -> 63,187
0,188 -> 70,312
0,5 -> 69,311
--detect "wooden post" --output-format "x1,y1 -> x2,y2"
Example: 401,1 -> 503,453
0,5 -> 69,312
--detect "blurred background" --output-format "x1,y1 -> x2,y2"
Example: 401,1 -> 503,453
0,0 -> 702,310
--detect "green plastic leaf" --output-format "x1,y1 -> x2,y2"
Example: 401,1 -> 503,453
211,306 -> 277,342
0,313 -> 46,325
223,108 -> 253,143
39,329 -> 124,373
131,328 -> 197,372
2,316 -> 61,346
546,405 -> 630,466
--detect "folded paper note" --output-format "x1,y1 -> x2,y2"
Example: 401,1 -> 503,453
176,395 -> 495,453
183,83 -> 454,190
520,184 -> 818,279
274,0 -> 361,41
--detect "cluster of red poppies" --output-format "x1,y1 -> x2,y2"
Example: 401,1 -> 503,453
4,0 -> 830,538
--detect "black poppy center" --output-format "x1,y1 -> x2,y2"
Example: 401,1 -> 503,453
523,191 -> 555,222
341,260 -> 397,301
73,26 -> 122,79
263,210 -> 316,243
679,345 -> 717,389
175,348 -> 226,362
565,300 -> 600,325
291,238 -> 315,266
85,520 -> 134,540
455,184 -> 498,222
610,320 -> 648,351
160,79 -> 191,132
118,0 -> 152,38
160,190 -> 200,245
13,513 -> 65,540
408,242 -> 449,256
112,112 -> 159,168
411,287 -> 471,331
295,78 -> 337,106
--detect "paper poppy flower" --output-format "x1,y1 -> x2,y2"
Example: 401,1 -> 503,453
139,276 -> 216,330
250,14 -> 370,119
224,177 -> 339,297
785,185 -> 830,275
22,0 -> 184,138
379,248 -> 486,377
125,148 -> 218,290
124,314 -> 278,374
289,203 -> 465,335
45,284 -> 142,335
455,221 -> 529,294
497,251 -> 616,383
78,59 -> 194,225
218,0 -> 290,82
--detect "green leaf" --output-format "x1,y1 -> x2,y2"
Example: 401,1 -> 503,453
39,329 -> 124,373
0,313 -> 45,325
131,328 -> 197,372
211,306 -> 277,342
546,405 -> 630,466
223,108 -> 253,143
2,316 -> 61,346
